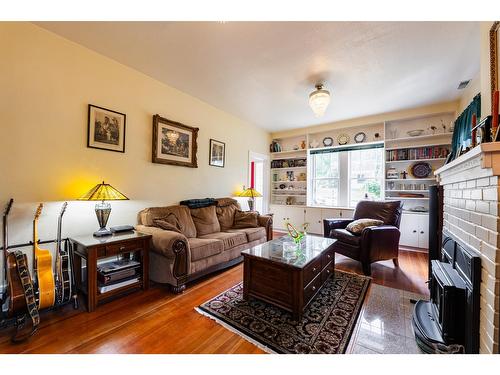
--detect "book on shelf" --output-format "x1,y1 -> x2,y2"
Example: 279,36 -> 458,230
98,275 -> 140,293
386,145 -> 450,161
271,158 -> 307,169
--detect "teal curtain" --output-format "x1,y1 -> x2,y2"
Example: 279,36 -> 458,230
449,93 -> 481,162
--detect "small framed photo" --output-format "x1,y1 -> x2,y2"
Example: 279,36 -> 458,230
87,104 -> 126,153
209,139 -> 225,168
152,115 -> 199,168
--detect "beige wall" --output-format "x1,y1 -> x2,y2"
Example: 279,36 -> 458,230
458,73 -> 481,114
0,22 -> 270,283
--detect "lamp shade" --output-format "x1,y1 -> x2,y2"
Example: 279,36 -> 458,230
309,84 -> 330,117
237,188 -> 262,198
78,181 -> 129,201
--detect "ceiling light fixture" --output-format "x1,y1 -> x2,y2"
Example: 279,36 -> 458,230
309,84 -> 330,117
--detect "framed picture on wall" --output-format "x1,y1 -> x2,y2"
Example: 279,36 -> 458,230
152,114 -> 199,168
87,104 -> 126,153
209,139 -> 225,168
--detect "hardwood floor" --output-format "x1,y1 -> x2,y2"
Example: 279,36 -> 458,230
0,240 -> 428,353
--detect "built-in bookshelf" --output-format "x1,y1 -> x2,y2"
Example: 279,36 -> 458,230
384,112 -> 454,213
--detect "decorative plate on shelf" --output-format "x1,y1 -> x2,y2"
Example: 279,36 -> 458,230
410,162 -> 432,178
354,132 -> 366,143
407,129 -> 424,137
322,137 -> 334,147
337,133 -> 350,145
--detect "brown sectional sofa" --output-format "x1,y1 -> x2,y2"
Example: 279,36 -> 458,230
136,198 -> 273,293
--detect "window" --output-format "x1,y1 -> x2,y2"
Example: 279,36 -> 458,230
309,146 -> 384,208
348,148 -> 384,207
310,152 -> 339,206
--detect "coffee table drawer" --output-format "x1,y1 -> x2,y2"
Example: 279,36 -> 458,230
304,274 -> 321,305
322,247 -> 334,269
303,257 -> 322,286
321,261 -> 334,283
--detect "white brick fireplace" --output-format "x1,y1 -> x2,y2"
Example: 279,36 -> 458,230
435,143 -> 500,353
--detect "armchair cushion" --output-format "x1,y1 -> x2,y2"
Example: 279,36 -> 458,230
331,228 -> 361,246
233,210 -> 259,228
346,218 -> 383,234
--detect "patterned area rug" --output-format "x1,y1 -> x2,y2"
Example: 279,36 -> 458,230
196,270 -> 371,354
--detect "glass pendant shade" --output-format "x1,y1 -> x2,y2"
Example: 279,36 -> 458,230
309,84 -> 330,117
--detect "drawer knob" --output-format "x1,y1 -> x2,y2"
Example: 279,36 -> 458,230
120,246 -> 126,251
313,267 -> 317,272
312,286 -> 316,291
327,254 -> 331,259
413,230 -> 417,233
326,269 -> 330,274
420,231 -> 424,234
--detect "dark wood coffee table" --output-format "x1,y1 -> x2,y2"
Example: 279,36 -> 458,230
241,235 -> 336,320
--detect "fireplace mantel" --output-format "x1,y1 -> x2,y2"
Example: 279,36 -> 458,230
435,142 -> 500,354
435,143 -> 500,179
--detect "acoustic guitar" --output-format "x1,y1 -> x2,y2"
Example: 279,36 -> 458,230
3,199 -> 27,317
55,202 -> 72,305
33,203 -> 55,309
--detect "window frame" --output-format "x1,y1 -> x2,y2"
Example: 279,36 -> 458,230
308,145 -> 384,208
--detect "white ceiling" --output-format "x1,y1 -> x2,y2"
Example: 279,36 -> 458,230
36,22 -> 480,132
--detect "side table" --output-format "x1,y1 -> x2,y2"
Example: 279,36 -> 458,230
69,231 -> 151,312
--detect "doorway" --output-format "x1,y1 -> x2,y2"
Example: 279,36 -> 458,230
248,151 -> 269,214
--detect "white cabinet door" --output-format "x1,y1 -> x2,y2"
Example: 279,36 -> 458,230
321,208 -> 341,221
304,208 -> 322,234
399,213 -> 419,247
340,209 -> 354,219
286,207 -> 306,230
269,205 -> 305,231
417,215 -> 429,249
269,205 -> 287,230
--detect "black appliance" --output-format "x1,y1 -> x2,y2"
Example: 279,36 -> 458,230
412,233 -> 481,353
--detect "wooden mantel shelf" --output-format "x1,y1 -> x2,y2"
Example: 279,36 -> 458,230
435,142 -> 500,177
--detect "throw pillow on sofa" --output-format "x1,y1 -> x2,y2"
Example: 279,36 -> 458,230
153,213 -> 183,234
190,205 -> 221,236
346,218 -> 384,234
232,210 -> 259,229
215,197 -> 241,231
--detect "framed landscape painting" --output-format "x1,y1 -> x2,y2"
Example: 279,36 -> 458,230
87,104 -> 126,153
152,114 -> 199,168
209,139 -> 225,167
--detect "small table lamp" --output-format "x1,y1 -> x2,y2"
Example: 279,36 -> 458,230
237,187 -> 262,212
78,181 -> 129,237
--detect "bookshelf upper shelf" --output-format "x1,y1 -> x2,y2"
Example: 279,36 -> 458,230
385,132 -> 453,143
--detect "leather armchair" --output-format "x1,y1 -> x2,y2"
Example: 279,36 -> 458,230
323,200 -> 403,276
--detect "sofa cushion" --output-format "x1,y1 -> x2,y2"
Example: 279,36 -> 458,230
216,204 -> 237,231
139,205 -> 197,238
153,213 -> 184,234
199,231 -> 247,250
331,228 -> 361,246
227,227 -> 266,243
190,205 -> 221,236
232,210 -> 259,229
187,238 -> 223,261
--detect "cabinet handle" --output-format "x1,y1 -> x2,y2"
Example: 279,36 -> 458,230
120,246 -> 126,251
327,254 -> 331,259
420,231 -> 424,234
326,269 -> 330,274
312,286 -> 316,291
413,230 -> 417,233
